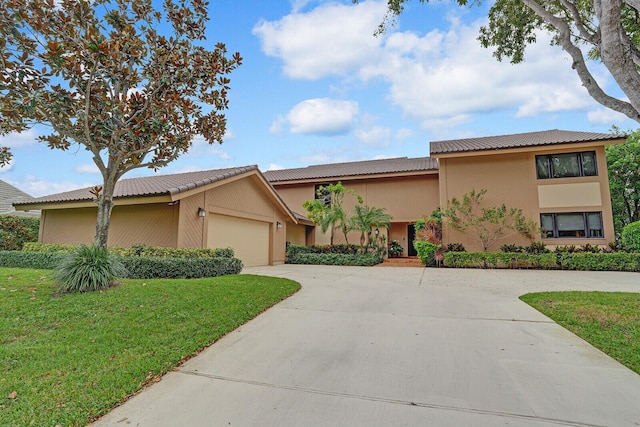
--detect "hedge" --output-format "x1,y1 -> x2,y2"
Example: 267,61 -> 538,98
287,252 -> 383,266
443,251 -> 640,272
22,242 -> 234,258
286,244 -> 360,256
0,251 -> 243,278
413,241 -> 439,266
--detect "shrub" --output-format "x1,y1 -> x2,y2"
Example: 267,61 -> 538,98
119,256 -> 243,278
622,221 -> 640,252
0,250 -> 66,269
22,242 -> 80,253
23,242 -> 235,258
558,252 -> 640,271
414,240 -> 439,266
525,241 -> 550,254
55,245 -> 128,293
0,215 -> 39,250
286,252 -> 382,266
500,243 -> 524,253
444,242 -> 465,252
443,252 -> 558,269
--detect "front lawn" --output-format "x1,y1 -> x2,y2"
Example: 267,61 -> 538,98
521,292 -> 640,375
0,268 -> 300,426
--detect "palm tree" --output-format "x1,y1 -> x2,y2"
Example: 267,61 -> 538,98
350,204 -> 393,249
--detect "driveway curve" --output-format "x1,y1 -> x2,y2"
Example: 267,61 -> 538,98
91,266 -> 640,427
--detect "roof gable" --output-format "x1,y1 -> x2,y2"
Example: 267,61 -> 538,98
264,157 -> 438,183
0,180 -> 33,214
430,129 -> 624,156
15,166 -> 259,206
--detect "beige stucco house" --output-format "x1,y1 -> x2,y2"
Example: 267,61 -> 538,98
14,129 -> 625,263
266,129 -> 624,253
13,166 -> 299,266
264,157 -> 439,256
430,129 -> 623,251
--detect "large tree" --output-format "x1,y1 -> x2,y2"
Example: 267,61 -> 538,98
0,0 -> 242,248
606,129 -> 640,235
355,0 -> 640,124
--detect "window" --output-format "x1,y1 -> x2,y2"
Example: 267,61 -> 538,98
536,151 -> 597,179
314,184 -> 331,207
540,212 -> 603,238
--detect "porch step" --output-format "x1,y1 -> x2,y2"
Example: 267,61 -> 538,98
378,257 -> 423,267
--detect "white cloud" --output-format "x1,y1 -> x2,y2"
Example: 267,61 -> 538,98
266,163 -> 284,171
0,159 -> 14,173
587,107 -> 629,125
75,164 -> 100,174
10,176 -> 89,198
253,1 -> 387,80
394,128 -> 415,141
355,125 -> 391,147
287,98 -> 359,136
255,3 -> 607,133
270,115 -> 286,136
0,129 -> 40,149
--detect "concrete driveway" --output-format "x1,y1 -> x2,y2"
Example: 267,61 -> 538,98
91,266 -> 640,427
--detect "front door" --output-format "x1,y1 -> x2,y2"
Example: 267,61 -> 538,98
407,224 -> 417,256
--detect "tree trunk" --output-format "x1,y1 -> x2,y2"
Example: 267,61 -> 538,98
94,173 -> 118,249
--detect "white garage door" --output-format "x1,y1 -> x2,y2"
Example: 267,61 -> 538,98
208,214 -> 270,267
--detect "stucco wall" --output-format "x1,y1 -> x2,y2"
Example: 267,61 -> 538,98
438,145 -> 615,251
40,203 -> 179,247
272,174 -> 440,248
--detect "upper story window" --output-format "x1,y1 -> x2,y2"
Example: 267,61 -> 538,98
314,184 -> 331,207
536,151 -> 597,179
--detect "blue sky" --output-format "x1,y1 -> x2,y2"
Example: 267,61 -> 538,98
0,0 -> 637,197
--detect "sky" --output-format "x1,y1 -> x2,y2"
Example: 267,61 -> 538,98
0,0 -> 637,197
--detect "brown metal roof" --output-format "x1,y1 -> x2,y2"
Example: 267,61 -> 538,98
430,129 -> 624,155
263,157 -> 438,183
15,165 -> 259,206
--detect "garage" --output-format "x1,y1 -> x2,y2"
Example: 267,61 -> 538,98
208,213 -> 270,267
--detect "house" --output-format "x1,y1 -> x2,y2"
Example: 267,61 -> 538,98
264,157 -> 439,256
267,130 -> 624,253
0,179 -> 37,216
13,129 -> 624,262
12,166 -> 298,266
431,129 -> 623,251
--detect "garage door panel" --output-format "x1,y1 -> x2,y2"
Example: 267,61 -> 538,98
208,214 -> 269,267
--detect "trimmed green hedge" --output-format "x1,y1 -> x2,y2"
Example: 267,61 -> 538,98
0,251 -> 243,278
443,251 -> 640,272
286,244 -> 383,266
119,256 -> 242,278
22,242 -> 235,258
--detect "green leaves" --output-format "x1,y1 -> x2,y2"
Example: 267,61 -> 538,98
443,188 -> 538,251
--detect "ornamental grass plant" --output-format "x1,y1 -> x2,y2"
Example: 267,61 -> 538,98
55,245 -> 127,293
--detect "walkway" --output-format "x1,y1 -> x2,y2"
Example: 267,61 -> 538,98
91,266 -> 640,426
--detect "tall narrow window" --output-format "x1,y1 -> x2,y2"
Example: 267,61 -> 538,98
314,184 -> 331,207
535,151 -> 597,179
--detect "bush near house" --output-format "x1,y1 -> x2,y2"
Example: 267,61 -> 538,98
286,244 -> 383,266
0,215 -> 39,251
443,251 -> 640,271
413,241 -> 440,266
0,244 -> 242,278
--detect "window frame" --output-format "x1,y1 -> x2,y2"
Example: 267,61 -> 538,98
540,212 -> 603,239
535,151 -> 598,179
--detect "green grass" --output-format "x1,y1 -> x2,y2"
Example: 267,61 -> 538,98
521,292 -> 640,375
0,268 -> 300,427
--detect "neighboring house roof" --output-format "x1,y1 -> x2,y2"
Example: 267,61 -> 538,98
430,129 -> 625,156
15,166 -> 259,206
0,179 -> 37,215
264,157 -> 439,183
